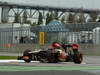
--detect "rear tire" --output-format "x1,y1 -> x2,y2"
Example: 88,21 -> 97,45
23,49 -> 32,63
73,52 -> 83,64
48,53 -> 59,63
23,56 -> 31,63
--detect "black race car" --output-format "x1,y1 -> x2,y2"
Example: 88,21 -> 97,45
18,43 -> 83,64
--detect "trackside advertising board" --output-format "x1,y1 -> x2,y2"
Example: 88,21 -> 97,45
39,32 -> 45,45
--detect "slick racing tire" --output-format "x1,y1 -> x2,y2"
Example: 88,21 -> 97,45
22,56 -> 31,63
47,53 -> 59,63
73,52 -> 83,64
23,49 -> 32,62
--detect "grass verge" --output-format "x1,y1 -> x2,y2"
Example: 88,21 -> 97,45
0,56 -> 17,59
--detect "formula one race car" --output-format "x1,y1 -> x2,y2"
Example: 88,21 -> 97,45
18,42 -> 83,64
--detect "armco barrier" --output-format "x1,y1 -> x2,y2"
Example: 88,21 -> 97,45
0,44 -> 100,56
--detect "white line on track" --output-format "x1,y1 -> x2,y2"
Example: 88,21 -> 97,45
0,60 -> 39,63
0,60 -> 86,65
81,62 -> 86,64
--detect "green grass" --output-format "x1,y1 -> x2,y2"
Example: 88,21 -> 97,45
0,56 -> 17,59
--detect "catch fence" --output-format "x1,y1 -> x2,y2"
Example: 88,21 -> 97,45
0,23 -> 100,56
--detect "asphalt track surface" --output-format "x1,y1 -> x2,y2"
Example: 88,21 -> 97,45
0,56 -> 100,75
0,71 -> 98,75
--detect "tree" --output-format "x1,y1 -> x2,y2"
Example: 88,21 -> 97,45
37,12 -> 43,25
26,20 -> 31,24
67,12 -> 76,23
14,13 -> 21,23
45,11 -> 58,25
77,13 -> 86,23
53,11 -> 59,20
89,11 -> 98,22
61,16 -> 65,24
45,12 -> 54,25
22,10 -> 27,23
32,22 -> 37,26
45,12 -> 50,24
38,12 -> 43,25
49,11 -> 55,21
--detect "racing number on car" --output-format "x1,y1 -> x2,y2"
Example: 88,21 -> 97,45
39,32 -> 45,45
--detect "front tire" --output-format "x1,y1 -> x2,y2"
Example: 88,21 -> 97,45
23,49 -> 32,63
23,56 -> 31,63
